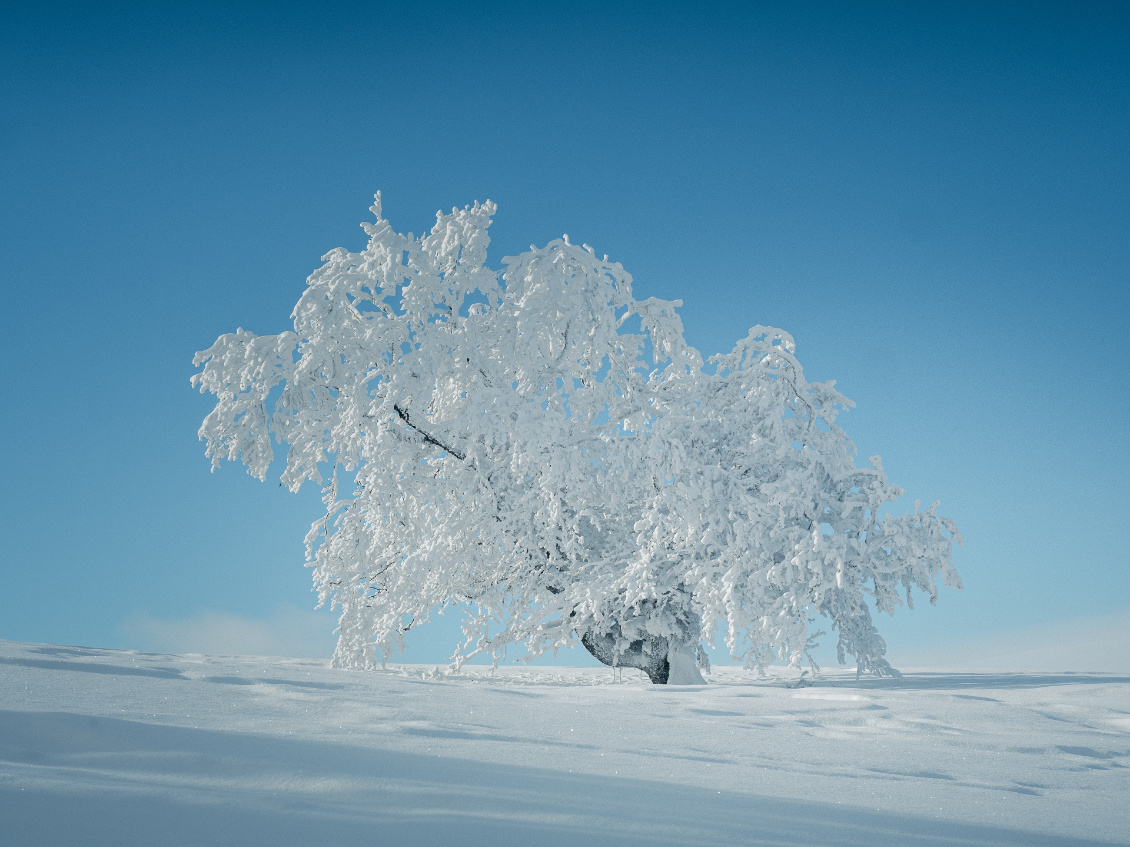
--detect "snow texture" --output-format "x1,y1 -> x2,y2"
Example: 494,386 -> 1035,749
2,640 -> 1126,846
193,195 -> 962,678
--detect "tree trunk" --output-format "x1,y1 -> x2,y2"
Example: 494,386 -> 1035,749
581,629 -> 671,683
581,629 -> 706,685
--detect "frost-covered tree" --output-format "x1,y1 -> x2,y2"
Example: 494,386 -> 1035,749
193,194 -> 962,683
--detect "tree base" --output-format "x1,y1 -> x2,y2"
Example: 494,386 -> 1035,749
581,630 -> 669,683
581,630 -> 704,685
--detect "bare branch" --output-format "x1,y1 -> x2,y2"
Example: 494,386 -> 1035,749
393,403 -> 466,461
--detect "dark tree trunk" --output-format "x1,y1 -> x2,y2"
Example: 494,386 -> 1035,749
581,629 -> 671,684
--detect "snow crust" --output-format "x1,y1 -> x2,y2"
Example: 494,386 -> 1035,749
666,645 -> 707,685
2,639 -> 1127,846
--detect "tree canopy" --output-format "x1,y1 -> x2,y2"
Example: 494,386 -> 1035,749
193,194 -> 962,681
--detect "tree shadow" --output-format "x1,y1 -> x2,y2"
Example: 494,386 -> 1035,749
0,656 -> 186,680
200,675 -> 346,690
834,672 -> 1130,690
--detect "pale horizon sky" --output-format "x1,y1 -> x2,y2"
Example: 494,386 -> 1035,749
1,1 -> 1127,670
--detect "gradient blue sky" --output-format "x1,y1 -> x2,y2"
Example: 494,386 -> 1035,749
2,1 -> 1127,668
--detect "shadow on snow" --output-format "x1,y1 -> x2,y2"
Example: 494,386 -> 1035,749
0,710 -> 1114,847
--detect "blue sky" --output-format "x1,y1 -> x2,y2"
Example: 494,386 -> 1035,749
1,1 -> 1127,668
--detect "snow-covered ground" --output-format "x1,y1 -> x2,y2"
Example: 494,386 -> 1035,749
2,639 -> 1127,846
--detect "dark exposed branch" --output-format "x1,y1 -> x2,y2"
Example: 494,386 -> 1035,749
393,403 -> 466,461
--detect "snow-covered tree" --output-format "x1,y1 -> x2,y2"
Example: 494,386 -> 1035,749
193,193 -> 962,683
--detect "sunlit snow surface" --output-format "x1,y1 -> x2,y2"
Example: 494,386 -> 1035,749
2,640 -> 1127,846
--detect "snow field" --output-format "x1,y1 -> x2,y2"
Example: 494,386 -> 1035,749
1,639 -> 1127,846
